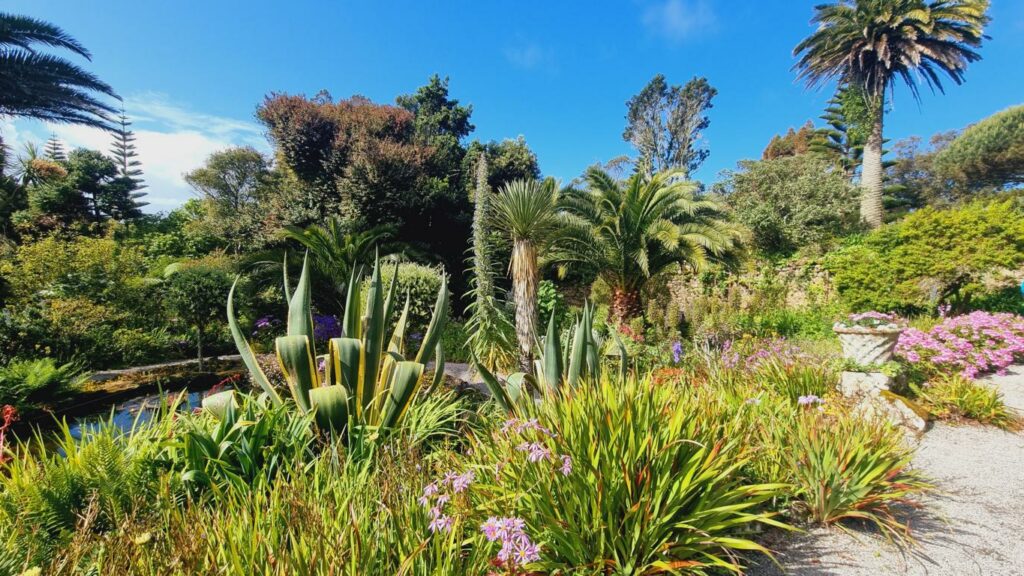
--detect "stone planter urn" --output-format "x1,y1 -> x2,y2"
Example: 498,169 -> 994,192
833,325 -> 903,365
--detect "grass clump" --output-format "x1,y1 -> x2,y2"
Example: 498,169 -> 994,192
912,374 -> 1020,430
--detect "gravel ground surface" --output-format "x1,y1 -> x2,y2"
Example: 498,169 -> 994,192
746,367 -> 1024,576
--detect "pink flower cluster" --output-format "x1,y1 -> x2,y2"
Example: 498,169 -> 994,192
419,469 -> 475,533
896,311 -> 1024,379
480,516 -> 541,568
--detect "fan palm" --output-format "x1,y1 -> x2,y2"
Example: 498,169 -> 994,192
0,12 -> 118,130
560,168 -> 742,325
794,0 -> 989,228
492,178 -> 563,373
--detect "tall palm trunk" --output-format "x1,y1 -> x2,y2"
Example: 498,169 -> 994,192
610,286 -> 642,326
510,239 -> 539,373
859,93 -> 885,228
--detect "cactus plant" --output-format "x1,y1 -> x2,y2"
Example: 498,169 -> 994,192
209,253 -> 448,441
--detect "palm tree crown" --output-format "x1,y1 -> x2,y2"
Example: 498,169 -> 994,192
794,0 -> 989,100
793,0 -> 989,228
0,12 -> 119,130
560,167 -> 742,324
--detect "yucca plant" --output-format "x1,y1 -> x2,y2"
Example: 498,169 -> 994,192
218,253 -> 449,444
475,301 -> 627,413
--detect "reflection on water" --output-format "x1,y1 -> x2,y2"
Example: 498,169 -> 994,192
68,387 -> 216,439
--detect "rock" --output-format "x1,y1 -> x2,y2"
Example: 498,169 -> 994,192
839,371 -> 892,397
840,371 -> 928,432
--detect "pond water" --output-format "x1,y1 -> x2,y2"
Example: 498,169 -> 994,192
67,384 -> 224,440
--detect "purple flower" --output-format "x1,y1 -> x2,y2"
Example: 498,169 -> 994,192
481,517 -> 502,541
798,395 -> 823,406
451,470 -> 474,493
428,514 -> 453,533
422,482 -> 438,497
313,314 -> 341,341
671,340 -> 684,364
560,454 -> 573,476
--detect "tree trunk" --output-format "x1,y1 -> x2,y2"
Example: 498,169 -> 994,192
610,287 -> 642,326
859,94 -> 885,228
511,239 -> 539,374
196,326 -> 205,372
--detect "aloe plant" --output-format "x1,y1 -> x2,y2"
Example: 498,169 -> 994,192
213,253 -> 449,439
476,301 -> 627,413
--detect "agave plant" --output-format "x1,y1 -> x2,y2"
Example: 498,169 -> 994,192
476,302 -> 627,413
209,253 -> 449,441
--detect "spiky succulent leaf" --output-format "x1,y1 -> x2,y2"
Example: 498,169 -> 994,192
309,385 -> 349,433
227,277 -> 282,406
287,253 -> 317,360
276,335 -> 318,413
201,389 -> 238,420
414,277 -> 449,364
380,361 -> 425,429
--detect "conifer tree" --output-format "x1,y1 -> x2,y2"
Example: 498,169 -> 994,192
44,134 -> 66,162
109,109 -> 148,212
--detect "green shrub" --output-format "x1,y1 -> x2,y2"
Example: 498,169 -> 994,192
719,154 -> 859,256
468,376 -> 786,573
0,358 -> 86,412
912,374 -> 1019,430
363,262 -> 447,337
783,410 -> 931,541
824,198 -> 1024,313
440,319 -> 471,363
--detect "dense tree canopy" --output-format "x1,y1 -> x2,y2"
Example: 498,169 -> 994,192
934,104 -> 1024,190
718,155 -> 858,256
258,89 -> 472,273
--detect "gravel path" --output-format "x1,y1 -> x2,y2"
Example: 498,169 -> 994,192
747,368 -> 1024,576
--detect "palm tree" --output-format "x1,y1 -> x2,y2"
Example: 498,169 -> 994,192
492,178 -> 562,373
272,219 -> 402,316
560,168 -> 742,326
794,0 -> 989,228
0,12 -> 118,130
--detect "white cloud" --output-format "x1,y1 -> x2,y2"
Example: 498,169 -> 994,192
504,41 -> 557,73
6,93 -> 266,211
641,0 -> 716,43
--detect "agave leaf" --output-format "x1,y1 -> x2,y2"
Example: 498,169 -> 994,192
414,277 -> 449,364
541,311 -> 562,392
611,330 -> 629,381
287,252 -> 317,360
276,335 -> 318,413
361,256 -> 386,414
282,251 -> 292,304
227,277 -> 282,406
583,303 -> 600,380
567,311 -> 586,388
505,372 -> 535,402
201,389 -> 238,420
380,361 -> 425,429
310,385 -> 349,432
343,265 -> 363,339
382,261 -> 400,334
424,343 -> 446,396
474,357 -> 516,413
330,337 -> 361,399
389,293 -> 411,355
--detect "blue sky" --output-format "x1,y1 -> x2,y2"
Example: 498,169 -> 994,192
7,0 -> 1024,210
